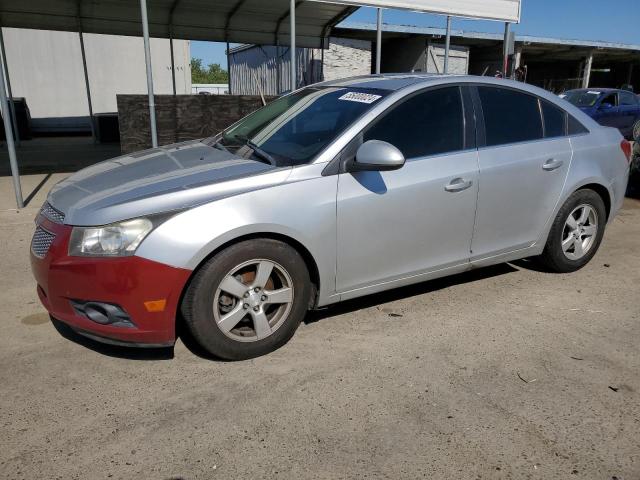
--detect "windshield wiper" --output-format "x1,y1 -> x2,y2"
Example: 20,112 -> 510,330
235,135 -> 276,166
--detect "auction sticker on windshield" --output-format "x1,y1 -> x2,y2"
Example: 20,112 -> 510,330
339,92 -> 382,104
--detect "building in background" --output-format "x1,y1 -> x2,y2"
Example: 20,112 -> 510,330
228,37 -> 371,96
336,22 -> 640,93
3,28 -> 191,133
228,23 -> 639,96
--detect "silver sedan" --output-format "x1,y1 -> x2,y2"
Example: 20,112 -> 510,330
31,75 -> 631,359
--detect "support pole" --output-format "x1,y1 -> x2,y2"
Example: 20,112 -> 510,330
375,8 -> 382,74
502,22 -> 510,77
140,0 -> 158,147
78,29 -> 97,143
169,31 -> 176,95
443,15 -> 451,74
0,38 -> 23,208
626,63 -> 633,86
582,52 -> 593,89
290,0 -> 296,91
227,41 -> 232,95
0,27 -> 19,146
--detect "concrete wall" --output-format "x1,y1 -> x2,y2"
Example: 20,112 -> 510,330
321,37 -> 372,81
3,28 -> 190,130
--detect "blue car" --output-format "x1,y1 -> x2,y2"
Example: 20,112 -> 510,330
560,88 -> 640,140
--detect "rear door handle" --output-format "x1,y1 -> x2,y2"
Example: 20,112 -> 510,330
445,178 -> 473,192
542,158 -> 564,171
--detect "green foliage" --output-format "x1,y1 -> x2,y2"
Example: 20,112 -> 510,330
190,58 -> 229,84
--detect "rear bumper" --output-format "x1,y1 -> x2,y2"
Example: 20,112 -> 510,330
31,218 -> 192,347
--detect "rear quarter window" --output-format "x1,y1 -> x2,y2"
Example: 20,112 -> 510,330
541,100 -> 567,138
568,115 -> 589,135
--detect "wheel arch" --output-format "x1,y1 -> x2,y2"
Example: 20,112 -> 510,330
576,182 -> 611,221
536,178 -> 613,251
178,231 -> 323,313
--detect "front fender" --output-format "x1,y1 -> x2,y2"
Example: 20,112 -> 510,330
135,170 -> 339,305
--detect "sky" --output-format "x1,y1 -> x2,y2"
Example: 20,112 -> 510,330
190,0 -> 640,69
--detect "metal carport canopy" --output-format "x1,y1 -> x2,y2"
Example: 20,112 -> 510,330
0,0 -> 358,48
310,0 -> 521,23
0,0 -> 521,46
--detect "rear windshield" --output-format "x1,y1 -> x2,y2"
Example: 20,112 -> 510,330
560,90 -> 601,107
213,87 -> 389,167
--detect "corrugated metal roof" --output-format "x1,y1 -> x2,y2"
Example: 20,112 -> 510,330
0,0 -> 357,48
339,21 -> 640,52
311,0 -> 521,23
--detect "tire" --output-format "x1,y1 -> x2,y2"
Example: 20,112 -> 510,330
537,189 -> 606,273
181,239 -> 311,360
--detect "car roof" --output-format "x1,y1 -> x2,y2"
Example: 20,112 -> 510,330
565,88 -> 618,94
320,73 -> 470,91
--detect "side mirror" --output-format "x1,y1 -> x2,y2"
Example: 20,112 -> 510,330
599,102 -> 613,110
351,140 -> 405,172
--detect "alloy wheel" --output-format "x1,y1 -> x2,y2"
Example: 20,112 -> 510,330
561,204 -> 598,260
213,259 -> 294,342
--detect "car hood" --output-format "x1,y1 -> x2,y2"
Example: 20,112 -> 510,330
47,140 -> 290,226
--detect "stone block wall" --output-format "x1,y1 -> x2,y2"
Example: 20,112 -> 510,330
117,94 -> 275,153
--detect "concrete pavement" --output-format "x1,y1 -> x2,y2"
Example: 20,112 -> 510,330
1,173 -> 639,479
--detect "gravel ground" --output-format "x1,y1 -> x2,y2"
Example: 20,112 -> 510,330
1,174 -> 639,480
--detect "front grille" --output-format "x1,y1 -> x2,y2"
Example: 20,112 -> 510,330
39,202 -> 65,224
31,227 -> 56,258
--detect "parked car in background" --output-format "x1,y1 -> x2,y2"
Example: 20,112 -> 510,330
560,88 -> 640,140
31,75 -> 631,360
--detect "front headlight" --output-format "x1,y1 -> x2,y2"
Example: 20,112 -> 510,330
69,218 -> 154,257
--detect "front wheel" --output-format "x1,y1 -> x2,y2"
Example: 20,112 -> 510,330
181,239 -> 311,360
537,189 -> 606,273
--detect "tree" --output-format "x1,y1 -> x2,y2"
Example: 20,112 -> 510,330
190,58 -> 229,84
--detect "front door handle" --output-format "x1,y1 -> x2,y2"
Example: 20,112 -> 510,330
542,158 -> 564,171
445,178 -> 473,192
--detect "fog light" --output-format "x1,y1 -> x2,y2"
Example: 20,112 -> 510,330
71,300 -> 135,328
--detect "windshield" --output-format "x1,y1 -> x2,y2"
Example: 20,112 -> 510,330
212,87 -> 388,167
560,90 -> 602,108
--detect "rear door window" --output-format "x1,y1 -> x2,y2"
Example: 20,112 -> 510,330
363,86 -> 465,159
478,86 -> 543,146
600,92 -> 618,107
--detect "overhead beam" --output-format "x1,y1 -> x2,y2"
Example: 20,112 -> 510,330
224,0 -> 248,41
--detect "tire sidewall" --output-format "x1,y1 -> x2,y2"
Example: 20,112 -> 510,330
183,239 -> 311,360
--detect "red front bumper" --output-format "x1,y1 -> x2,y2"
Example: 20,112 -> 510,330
30,217 -> 192,347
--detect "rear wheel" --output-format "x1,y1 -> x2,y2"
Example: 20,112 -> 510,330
182,239 -> 311,360
537,189 -> 606,273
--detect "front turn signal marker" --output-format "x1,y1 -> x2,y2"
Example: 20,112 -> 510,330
144,299 -> 167,312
